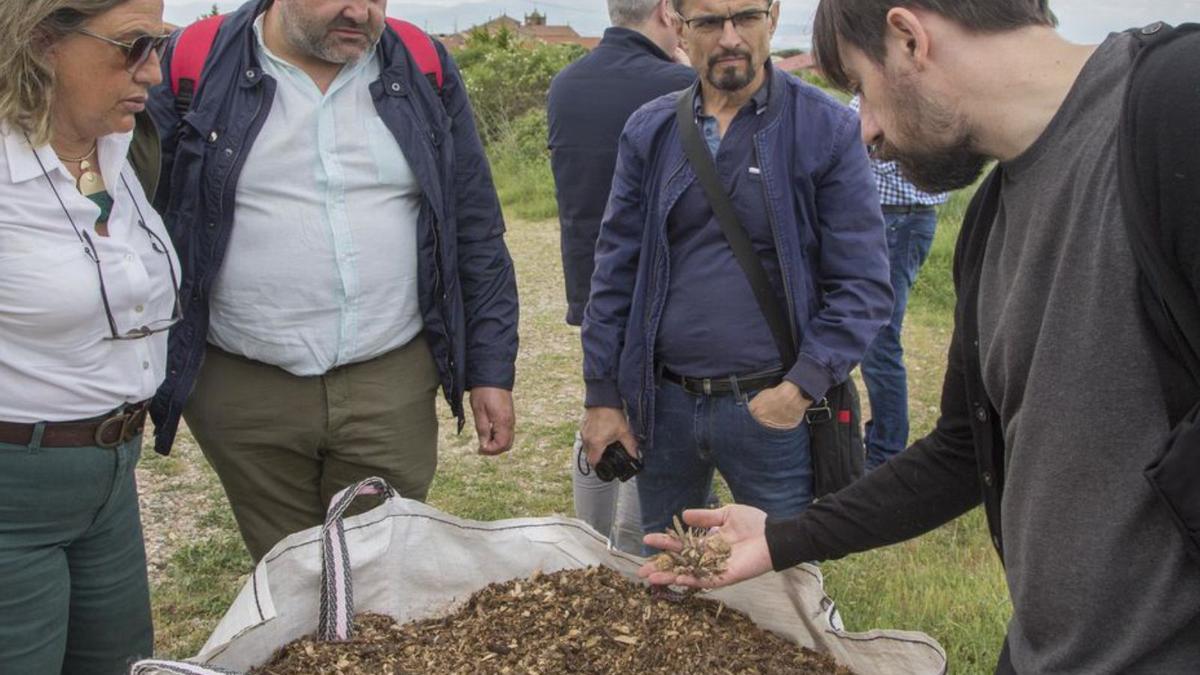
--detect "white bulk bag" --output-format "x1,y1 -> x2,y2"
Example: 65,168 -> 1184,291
134,477 -> 946,675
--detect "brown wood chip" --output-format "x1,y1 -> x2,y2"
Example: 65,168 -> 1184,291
249,566 -> 854,674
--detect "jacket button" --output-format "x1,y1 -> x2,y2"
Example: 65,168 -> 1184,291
223,148 -> 234,157
1141,21 -> 1164,34
207,221 -> 216,229
975,406 -> 988,422
245,69 -> 256,79
208,131 -> 219,143
982,471 -> 994,487
390,82 -> 402,92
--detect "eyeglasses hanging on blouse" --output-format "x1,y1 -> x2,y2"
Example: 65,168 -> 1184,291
32,142 -> 182,341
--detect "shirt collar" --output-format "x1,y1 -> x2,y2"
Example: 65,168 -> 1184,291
3,125 -> 131,187
599,27 -> 675,63
693,60 -> 773,118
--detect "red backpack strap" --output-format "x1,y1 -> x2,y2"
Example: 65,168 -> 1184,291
387,18 -> 443,92
169,14 -> 226,113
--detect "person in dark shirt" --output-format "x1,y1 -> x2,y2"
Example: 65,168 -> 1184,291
548,0 -> 694,554
549,0 -> 695,327
581,0 -> 890,547
640,1 -> 1200,672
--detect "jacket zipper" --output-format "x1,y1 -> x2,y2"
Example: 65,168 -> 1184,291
640,157 -> 690,436
215,85 -> 269,256
754,139 -> 800,352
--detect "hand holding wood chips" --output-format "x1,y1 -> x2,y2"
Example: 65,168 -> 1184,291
639,505 -> 774,589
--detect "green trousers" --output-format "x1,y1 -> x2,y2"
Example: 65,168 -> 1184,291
185,337 -> 440,562
0,432 -> 153,674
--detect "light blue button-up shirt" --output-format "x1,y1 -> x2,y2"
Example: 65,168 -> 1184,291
208,17 -> 423,376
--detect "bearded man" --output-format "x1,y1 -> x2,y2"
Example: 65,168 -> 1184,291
581,0 -> 891,543
641,1 -> 1200,672
147,0 -> 519,561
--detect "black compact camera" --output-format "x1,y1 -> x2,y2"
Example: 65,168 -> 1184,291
593,441 -> 643,482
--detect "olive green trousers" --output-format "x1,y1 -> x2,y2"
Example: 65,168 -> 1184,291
184,337 -> 440,562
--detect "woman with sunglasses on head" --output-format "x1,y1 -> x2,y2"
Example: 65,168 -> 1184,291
0,0 -> 175,672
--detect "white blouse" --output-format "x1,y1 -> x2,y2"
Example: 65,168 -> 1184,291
0,127 -> 179,423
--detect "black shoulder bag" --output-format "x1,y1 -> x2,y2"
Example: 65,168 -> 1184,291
674,86 -> 865,499
1120,23 -> 1200,563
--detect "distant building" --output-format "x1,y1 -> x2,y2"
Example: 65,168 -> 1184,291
164,12 -> 602,51
436,12 -> 601,51
773,52 -> 816,74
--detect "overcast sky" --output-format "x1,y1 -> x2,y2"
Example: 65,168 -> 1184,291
163,0 -> 1199,49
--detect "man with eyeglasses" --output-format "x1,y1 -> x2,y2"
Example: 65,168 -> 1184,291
581,0 -> 891,543
147,0 -> 519,562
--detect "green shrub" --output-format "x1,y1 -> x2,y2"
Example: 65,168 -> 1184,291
910,178 -> 986,316
487,108 -> 558,221
455,30 -> 585,144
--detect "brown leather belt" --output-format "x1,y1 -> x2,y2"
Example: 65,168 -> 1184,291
0,401 -> 149,449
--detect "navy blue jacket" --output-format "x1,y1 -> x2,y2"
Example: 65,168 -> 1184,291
146,0 -> 518,454
547,28 -> 694,326
582,68 -> 892,448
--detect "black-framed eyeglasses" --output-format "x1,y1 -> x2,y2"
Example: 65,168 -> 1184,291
75,28 -> 171,73
681,4 -> 773,36
31,144 -> 182,341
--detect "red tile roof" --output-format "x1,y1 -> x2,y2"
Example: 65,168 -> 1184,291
775,53 -> 815,73
437,13 -> 600,51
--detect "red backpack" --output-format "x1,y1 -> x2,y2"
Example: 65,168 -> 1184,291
168,14 -> 444,114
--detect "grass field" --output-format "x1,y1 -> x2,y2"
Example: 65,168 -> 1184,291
141,184 -> 1010,672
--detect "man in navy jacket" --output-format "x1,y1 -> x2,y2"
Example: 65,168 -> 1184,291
549,0 -> 694,328
580,0 -> 891,541
147,0 -> 518,560
548,0 -> 694,553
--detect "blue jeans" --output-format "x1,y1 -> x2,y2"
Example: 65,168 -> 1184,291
861,207 -> 938,470
637,379 -> 813,544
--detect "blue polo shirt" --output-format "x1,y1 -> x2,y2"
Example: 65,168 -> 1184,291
656,77 -> 784,378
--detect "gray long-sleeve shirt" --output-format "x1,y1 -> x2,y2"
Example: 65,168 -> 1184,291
764,30 -> 1200,674
977,32 -> 1200,673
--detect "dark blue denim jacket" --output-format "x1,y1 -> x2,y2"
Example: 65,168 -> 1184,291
582,68 -> 892,448
146,0 -> 518,454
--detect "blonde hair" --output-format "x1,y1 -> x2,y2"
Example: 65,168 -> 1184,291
0,0 -> 128,145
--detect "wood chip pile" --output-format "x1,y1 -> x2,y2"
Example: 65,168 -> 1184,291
249,566 -> 853,674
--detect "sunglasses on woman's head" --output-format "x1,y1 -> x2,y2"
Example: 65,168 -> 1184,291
75,29 -> 171,72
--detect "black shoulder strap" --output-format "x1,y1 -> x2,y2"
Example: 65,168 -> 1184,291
1119,23 -> 1200,386
674,85 -> 796,367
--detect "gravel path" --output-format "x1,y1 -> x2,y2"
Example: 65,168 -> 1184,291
137,425 -> 224,584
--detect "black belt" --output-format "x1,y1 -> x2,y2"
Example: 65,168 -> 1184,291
661,368 -> 784,396
0,400 -> 149,449
881,204 -> 937,214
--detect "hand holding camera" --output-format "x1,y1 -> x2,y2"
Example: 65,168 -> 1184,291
593,441 -> 643,482
580,406 -> 642,482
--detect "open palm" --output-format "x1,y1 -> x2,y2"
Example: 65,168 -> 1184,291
638,504 -> 774,589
